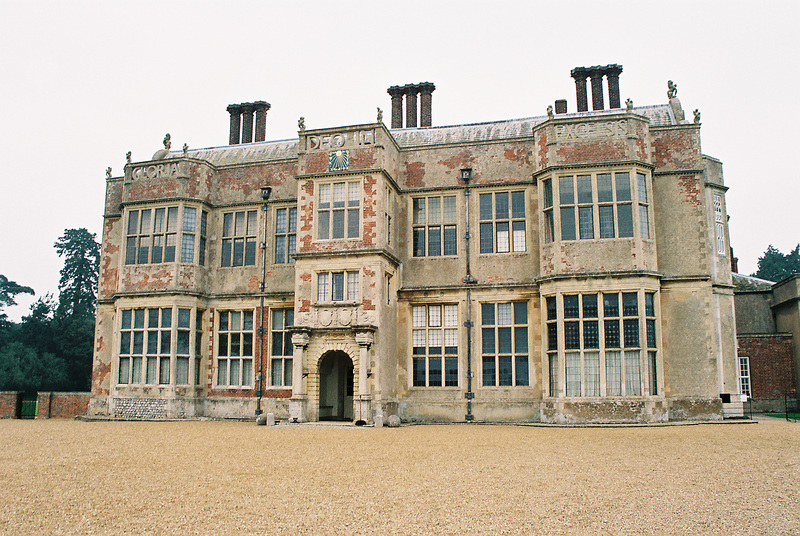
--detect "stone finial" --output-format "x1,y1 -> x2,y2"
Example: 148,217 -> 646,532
183,143 -> 188,156
163,133 -> 171,150
547,105 -> 554,119
667,80 -> 677,99
626,98 -> 633,112
106,167 -> 112,178
125,151 -> 131,163
377,107 -> 383,123
693,109 -> 701,124
298,117 -> 305,132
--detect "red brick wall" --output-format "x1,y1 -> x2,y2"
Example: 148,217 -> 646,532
0,392 -> 21,418
36,392 -> 90,419
738,335 -> 795,399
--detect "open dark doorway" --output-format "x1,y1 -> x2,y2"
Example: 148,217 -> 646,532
318,351 -> 354,421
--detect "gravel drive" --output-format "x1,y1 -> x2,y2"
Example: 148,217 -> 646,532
1,418 -> 798,535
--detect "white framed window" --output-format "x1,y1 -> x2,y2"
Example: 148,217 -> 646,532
317,271 -> 359,302
270,309 -> 293,387
412,304 -> 459,387
221,210 -> 258,267
216,310 -> 254,388
479,191 -> 526,253
318,181 -> 360,239
274,207 -> 297,264
481,302 -> 529,387
738,356 -> 751,398
117,306 -> 204,386
412,195 -> 457,257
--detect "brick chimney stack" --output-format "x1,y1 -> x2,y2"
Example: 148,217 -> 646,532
226,101 -> 271,145
404,85 -> 418,128
388,86 -> 405,129
570,64 -> 623,113
387,82 -> 436,128
418,82 -> 436,127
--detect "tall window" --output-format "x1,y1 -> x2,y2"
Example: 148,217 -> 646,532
547,291 -> 658,398
481,302 -> 529,387
217,310 -> 254,388
412,195 -> 457,257
222,210 -> 258,267
271,309 -> 294,387
318,181 -> 360,239
275,207 -> 297,264
714,194 -> 725,255
738,356 -> 751,397
412,304 -> 458,387
479,191 -> 526,253
117,306 -> 204,386
555,171 -> 650,241
542,180 -> 554,244
317,271 -> 359,302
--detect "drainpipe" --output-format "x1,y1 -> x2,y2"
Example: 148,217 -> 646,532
256,186 -> 272,417
461,168 -> 476,422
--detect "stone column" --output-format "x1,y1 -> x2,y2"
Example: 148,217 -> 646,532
590,68 -> 605,111
387,86 -> 405,129
404,85 -> 418,128
253,101 -> 271,142
240,103 -> 255,143
288,330 -> 310,422
227,104 -> 241,145
418,82 -> 436,127
606,64 -> 623,109
354,330 -> 374,423
570,67 -> 589,112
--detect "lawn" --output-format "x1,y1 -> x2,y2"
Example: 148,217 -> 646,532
1,419 -> 798,535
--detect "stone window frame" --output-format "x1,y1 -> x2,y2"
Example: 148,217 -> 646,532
544,290 -> 659,398
316,270 -> 360,304
274,206 -> 298,264
316,180 -> 361,240
478,190 -> 527,254
124,204 -> 207,266
411,194 -> 458,257
269,308 -> 294,387
117,305 -> 204,387
221,209 -> 258,267
411,303 -> 459,388
713,194 -> 725,255
480,302 -> 529,387
215,309 -> 255,388
544,168 -> 652,243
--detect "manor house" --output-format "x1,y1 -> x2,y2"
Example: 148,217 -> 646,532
89,65 -> 743,423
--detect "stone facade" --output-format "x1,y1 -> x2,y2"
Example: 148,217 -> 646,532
90,67 -> 741,423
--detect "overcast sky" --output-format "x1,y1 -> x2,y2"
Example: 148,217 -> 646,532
1,0 -> 798,321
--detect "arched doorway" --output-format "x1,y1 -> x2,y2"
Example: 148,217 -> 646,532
318,351 -> 354,421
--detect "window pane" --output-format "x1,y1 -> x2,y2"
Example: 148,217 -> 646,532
604,319 -> 620,348
445,358 -> 458,386
159,357 -> 170,384
514,302 -> 527,324
511,191 -> 525,218
583,321 -> 599,348
177,357 -> 189,384
413,198 -> 426,225
546,297 -> 556,321
564,322 -> 580,349
512,221 -> 526,252
217,360 -> 228,386
271,358 -> 283,386
482,356 -> 496,386
181,234 -> 194,263
498,327 -> 512,354
606,351 -> 622,395
428,197 -> 441,224
496,222 -> 510,253
548,354 -> 558,396
479,223 -> 493,253
647,319 -> 657,348
547,324 -> 558,351
242,359 -> 252,386
412,306 -> 426,328
347,208 -> 359,238
622,293 -> 638,316
275,236 -> 286,264
565,353 -> 580,396
585,352 -> 600,396
479,194 -> 493,221
283,359 -> 292,386
429,357 -> 442,385
318,211 -> 330,239
498,355 -> 513,386
245,238 -> 256,266
599,206 -> 615,238
332,210 -> 345,238
618,204 -> 633,237
347,272 -> 359,301
481,303 -> 495,325
413,228 -> 426,257
543,180 -> 553,209
443,196 -> 456,223
514,327 -> 528,353
119,357 -> 130,384
428,226 -> 441,256
639,205 -> 650,239
413,358 -> 426,386
560,207 -> 576,240
615,173 -> 631,202
578,206 -> 594,239
443,226 -> 457,256
625,351 -> 641,395
623,319 -> 640,348
564,295 -> 579,318
582,295 -> 598,318
597,174 -> 613,203
604,294 -> 619,317
497,303 -> 512,325
332,272 -> 344,301
495,192 -> 509,220
559,177 -> 574,205
637,173 -> 648,203
577,175 -> 592,204
649,351 -> 658,395
515,355 -> 529,386
482,328 -> 495,354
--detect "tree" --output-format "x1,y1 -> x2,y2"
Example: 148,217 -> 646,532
54,228 -> 100,319
752,244 -> 800,282
0,274 -> 34,326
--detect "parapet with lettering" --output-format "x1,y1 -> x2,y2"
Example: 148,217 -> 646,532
534,111 -> 651,170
